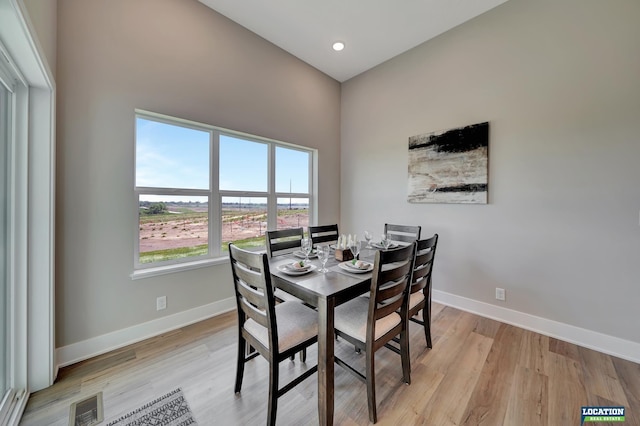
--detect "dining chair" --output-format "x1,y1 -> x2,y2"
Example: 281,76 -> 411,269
265,227 -> 315,361
229,244 -> 319,426
265,227 -> 307,302
408,234 -> 438,348
308,224 -> 339,248
266,227 -> 304,258
333,242 -> 416,423
384,223 -> 421,244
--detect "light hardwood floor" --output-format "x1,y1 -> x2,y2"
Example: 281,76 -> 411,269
20,303 -> 640,425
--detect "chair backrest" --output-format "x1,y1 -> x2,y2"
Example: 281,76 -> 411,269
308,224 -> 339,248
368,242 -> 416,342
384,223 -> 421,244
409,234 -> 438,300
228,243 -> 277,351
265,227 -> 304,258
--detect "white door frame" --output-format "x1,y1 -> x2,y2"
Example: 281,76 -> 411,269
0,0 -> 56,423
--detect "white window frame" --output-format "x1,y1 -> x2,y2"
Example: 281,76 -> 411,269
132,110 -> 316,278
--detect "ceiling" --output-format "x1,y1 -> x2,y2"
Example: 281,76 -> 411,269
198,0 -> 510,82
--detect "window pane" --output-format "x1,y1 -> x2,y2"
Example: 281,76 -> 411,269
220,135 -> 267,192
277,197 -> 309,231
276,146 -> 309,193
136,117 -> 210,189
139,195 -> 208,263
221,196 -> 267,252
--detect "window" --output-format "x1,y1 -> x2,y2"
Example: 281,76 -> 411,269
134,111 -> 315,271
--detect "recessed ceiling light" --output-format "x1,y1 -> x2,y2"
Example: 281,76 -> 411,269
332,41 -> 345,52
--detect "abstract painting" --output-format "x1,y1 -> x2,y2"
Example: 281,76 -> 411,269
408,122 -> 489,204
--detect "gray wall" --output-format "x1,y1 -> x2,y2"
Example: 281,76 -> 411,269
341,0 -> 640,344
56,0 -> 340,347
23,0 -> 57,79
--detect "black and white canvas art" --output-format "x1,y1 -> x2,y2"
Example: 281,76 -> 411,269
408,122 -> 489,204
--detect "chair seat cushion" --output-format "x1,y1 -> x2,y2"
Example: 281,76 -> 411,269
334,296 -> 401,343
244,301 -> 318,352
409,292 -> 425,310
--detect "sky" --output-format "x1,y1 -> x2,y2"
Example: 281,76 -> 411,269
136,117 -> 310,203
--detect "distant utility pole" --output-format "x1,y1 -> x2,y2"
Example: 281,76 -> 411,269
289,179 -> 292,210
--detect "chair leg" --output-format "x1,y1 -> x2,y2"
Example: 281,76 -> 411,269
400,328 -> 411,385
365,350 -> 377,423
235,337 -> 246,393
424,306 -> 432,349
267,359 -> 279,426
290,349 -> 307,362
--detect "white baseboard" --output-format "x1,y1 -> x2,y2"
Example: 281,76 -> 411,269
56,297 -> 236,368
56,292 -> 640,370
433,290 -> 640,364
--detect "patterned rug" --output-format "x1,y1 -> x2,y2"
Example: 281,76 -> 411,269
106,388 -> 197,426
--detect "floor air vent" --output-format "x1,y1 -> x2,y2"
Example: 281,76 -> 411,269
69,392 -> 103,426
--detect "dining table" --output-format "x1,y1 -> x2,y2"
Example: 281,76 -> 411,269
269,247 -> 378,426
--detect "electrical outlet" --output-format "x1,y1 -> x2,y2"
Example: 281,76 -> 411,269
156,296 -> 167,311
495,288 -> 506,301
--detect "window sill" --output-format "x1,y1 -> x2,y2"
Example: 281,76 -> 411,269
130,256 -> 229,280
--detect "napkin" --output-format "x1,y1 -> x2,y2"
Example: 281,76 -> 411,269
349,260 -> 370,270
287,261 -> 311,271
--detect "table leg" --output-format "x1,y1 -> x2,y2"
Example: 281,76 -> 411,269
317,297 -> 335,426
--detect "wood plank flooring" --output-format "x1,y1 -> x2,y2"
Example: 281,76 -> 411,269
20,303 -> 640,425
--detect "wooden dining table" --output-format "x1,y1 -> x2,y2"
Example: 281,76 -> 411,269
269,249 -> 376,425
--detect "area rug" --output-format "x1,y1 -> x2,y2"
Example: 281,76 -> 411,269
106,388 -> 198,426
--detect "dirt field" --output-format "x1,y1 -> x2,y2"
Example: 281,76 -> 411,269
139,212 -> 308,252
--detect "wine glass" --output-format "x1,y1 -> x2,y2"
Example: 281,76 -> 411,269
364,231 -> 372,248
318,245 -> 330,273
301,237 -> 312,263
350,238 -> 361,260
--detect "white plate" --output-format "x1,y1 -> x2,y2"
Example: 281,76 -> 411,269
277,263 -> 317,276
339,261 -> 373,274
293,250 -> 318,259
370,242 -> 398,250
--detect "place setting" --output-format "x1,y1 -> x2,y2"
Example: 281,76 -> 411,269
293,237 -> 318,260
276,260 -> 318,276
293,249 -> 318,259
278,237 -> 319,275
338,258 -> 373,274
369,232 -> 398,250
331,234 -> 374,275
